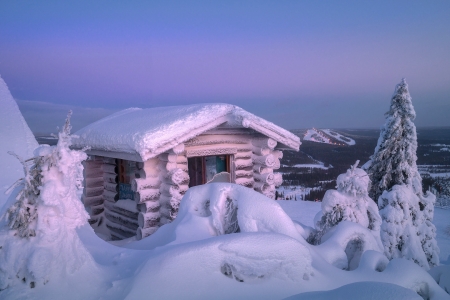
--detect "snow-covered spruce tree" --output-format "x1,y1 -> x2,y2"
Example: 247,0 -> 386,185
0,112 -> 96,290
370,79 -> 439,270
313,161 -> 382,245
367,78 -> 422,202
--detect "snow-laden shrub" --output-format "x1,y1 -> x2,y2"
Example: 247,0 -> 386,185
0,112 -> 95,290
379,184 -> 439,270
313,161 -> 382,246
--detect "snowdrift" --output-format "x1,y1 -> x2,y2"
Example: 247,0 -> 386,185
0,75 -> 38,205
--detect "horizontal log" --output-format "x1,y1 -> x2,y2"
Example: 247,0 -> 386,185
135,168 -> 160,179
273,172 -> 283,187
234,158 -> 253,169
160,183 -> 189,198
104,173 -> 118,184
136,226 -> 159,240
103,157 -> 117,164
104,182 -> 119,193
253,164 -> 273,174
82,195 -> 103,207
134,189 -> 160,204
272,150 -> 283,159
90,204 -> 104,216
251,138 -> 277,150
138,211 -> 161,229
104,200 -> 139,219
252,146 -> 271,156
87,155 -> 104,162
254,172 -> 275,185
136,157 -> 159,170
252,154 -> 276,168
161,168 -> 189,186
84,186 -> 103,197
159,195 -> 182,211
131,177 -> 161,192
138,201 -> 161,213
254,181 -> 268,192
159,153 -> 188,163
102,164 -> 118,174
84,167 -> 103,178
84,176 -> 104,188
184,134 -> 250,146
234,151 -> 252,160
104,210 -> 139,230
103,189 -> 119,202
160,161 -> 188,173
88,214 -> 102,225
235,167 -> 253,178
83,160 -> 103,168
171,143 -> 185,155
105,220 -> 136,239
235,176 -> 254,188
160,216 -> 173,225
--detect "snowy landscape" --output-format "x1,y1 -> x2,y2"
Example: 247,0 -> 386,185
1,72 -> 450,300
1,2 -> 450,299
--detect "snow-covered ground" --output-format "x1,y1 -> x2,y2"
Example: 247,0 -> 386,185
1,78 -> 450,299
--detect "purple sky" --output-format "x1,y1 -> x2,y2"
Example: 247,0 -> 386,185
1,1 -> 449,134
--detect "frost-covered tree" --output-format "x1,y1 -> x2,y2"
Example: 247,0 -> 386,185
313,161 -> 382,245
370,79 -> 439,270
0,112 -> 96,290
378,185 -> 439,270
368,78 -> 422,202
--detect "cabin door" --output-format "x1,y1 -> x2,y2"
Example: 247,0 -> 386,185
188,155 -> 231,187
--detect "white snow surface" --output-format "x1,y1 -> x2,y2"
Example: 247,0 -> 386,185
72,104 -> 300,161
0,182 -> 449,299
0,75 -> 38,205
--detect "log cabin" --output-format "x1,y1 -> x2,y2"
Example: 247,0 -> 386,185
72,104 -> 301,240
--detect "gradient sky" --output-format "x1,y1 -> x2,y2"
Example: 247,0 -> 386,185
1,1 -> 449,134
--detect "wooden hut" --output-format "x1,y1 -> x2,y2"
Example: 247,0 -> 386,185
72,104 -> 300,240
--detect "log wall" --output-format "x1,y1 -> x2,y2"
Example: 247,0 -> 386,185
157,146 -> 189,226
133,157 -> 162,240
251,137 -> 283,199
82,156 -> 105,225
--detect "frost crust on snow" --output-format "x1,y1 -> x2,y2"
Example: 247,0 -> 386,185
72,104 -> 300,161
0,113 -> 96,290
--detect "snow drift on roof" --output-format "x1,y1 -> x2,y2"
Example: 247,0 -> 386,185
72,103 -> 300,161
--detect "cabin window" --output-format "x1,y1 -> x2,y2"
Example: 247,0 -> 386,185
188,155 -> 231,187
118,159 -> 135,200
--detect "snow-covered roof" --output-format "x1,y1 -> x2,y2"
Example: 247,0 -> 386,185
73,103 -> 300,161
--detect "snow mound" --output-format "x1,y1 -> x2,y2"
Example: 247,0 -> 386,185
72,104 -> 300,161
284,281 -> 422,300
130,183 -> 308,248
0,75 -> 38,205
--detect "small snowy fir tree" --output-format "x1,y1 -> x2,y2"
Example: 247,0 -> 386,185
313,161 -> 382,245
0,112 -> 96,290
370,79 -> 439,270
